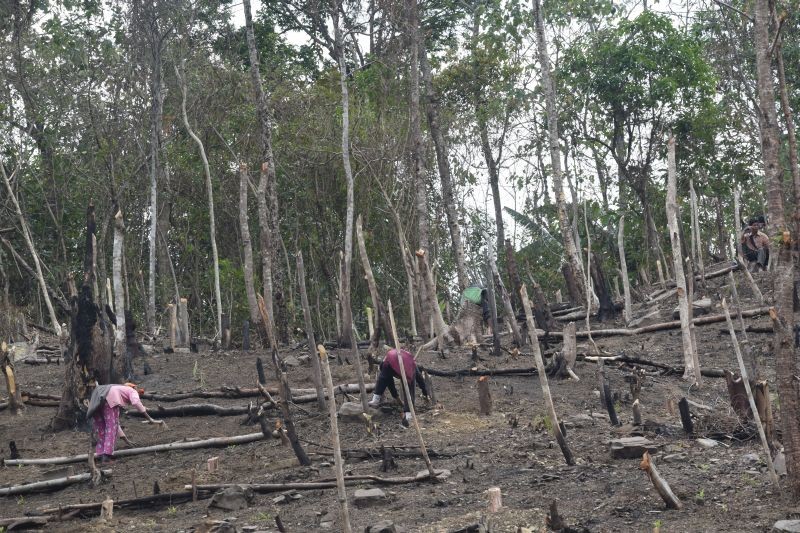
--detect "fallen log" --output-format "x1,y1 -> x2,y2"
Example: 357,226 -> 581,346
582,354 -> 727,378
420,366 -> 537,377
547,306 -> 770,340
0,469 -> 111,496
139,383 -> 369,402
129,403 -> 253,418
0,516 -> 50,528
3,433 -> 268,466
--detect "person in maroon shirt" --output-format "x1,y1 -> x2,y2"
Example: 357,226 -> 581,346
368,348 -> 428,427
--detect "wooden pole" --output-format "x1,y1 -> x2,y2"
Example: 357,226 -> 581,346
520,285 -> 575,465
690,179 -> 706,284
722,298 -> 780,488
734,189 -> 743,260
666,135 -> 701,385
296,252 -> 326,410
387,300 -> 436,477
656,259 -> 666,290
168,303 -> 177,352
178,297 -> 190,347
618,216 -> 633,325
317,345 -> 353,533
486,233 -> 524,346
727,272 -> 750,344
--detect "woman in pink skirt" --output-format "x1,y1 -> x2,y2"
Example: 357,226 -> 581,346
87,383 -> 165,462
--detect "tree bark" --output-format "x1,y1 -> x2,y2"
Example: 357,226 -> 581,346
113,210 -> 131,380
533,0 -> 586,305
419,43 -> 468,292
666,136 -> 701,385
332,1 -> 355,348
240,164 -> 260,329
618,215 -> 633,324
243,0 -> 278,344
176,62 -> 222,338
356,216 -> 394,348
487,236 -> 524,346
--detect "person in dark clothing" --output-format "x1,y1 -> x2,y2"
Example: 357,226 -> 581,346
368,348 -> 429,427
741,216 -> 769,271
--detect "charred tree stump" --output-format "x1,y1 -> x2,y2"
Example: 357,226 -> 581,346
591,252 -> 617,321
678,398 -> 693,435
477,376 -> 492,416
530,279 -> 557,334
422,371 -> 436,405
271,349 -> 310,466
603,381 -> 620,426
53,203 -> 117,431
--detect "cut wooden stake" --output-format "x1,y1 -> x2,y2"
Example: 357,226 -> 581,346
520,285 -> 574,465
317,345 -> 352,533
477,376 -> 492,416
639,451 -> 682,509
167,303 -> 177,352
0,342 -> 23,414
100,498 -> 113,520
721,298 -> 780,488
387,300 -> 437,478
555,290 -> 562,304
486,487 -> 502,512
207,456 -> 219,473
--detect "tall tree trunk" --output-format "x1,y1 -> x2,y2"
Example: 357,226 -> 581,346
147,19 -> 162,335
666,136 -> 701,385
532,0 -> 586,305
0,162 -> 61,337
419,44 -> 468,292
356,215 -> 394,348
297,252 -> 326,410
332,1 -> 355,348
243,0 -> 279,343
113,210 -> 131,380
754,0 -> 800,497
407,0 -> 428,253
240,164 -> 260,328
176,63 -> 222,339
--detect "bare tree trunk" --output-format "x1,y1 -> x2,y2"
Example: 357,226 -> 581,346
0,162 -> 61,337
407,0 -> 428,254
487,235 -> 524,347
113,210 -> 131,380
297,252 -> 326,410
666,136 -> 701,385
618,215 -> 632,324
332,1 -> 355,348
734,189 -> 743,259
416,250 -> 449,349
356,216 -> 394,348
146,15 -> 163,335
238,164 -> 259,328
754,0 -> 799,497
689,180 -> 706,284
243,0 -> 278,343
176,63 -> 222,338
533,0 -> 585,305
419,44 -> 468,292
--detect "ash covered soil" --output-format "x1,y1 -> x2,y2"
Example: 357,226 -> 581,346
0,268 -> 796,532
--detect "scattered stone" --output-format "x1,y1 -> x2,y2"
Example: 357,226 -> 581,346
283,356 -> 301,367
662,454 -> 687,463
365,520 -> 405,533
608,437 -> 661,459
208,486 -> 254,511
338,402 -> 366,419
696,438 -> 719,449
743,453 -> 760,465
566,414 -> 594,428
353,488 -> 387,506
774,520 -> 800,532
416,468 -> 451,480
297,355 -> 310,365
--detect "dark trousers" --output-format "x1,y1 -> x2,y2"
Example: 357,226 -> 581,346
744,246 -> 769,269
374,362 -> 417,412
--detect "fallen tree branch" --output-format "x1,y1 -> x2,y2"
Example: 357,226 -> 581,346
3,433 -> 268,466
545,306 -> 770,339
581,354 -> 727,378
0,469 -> 111,496
420,366 -> 537,377
640,451 -> 682,509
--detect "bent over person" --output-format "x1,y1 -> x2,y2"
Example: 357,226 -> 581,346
86,382 -> 164,462
368,348 -> 428,427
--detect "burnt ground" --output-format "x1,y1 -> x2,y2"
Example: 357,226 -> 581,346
0,267 -> 797,532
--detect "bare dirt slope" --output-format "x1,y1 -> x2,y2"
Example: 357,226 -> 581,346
0,269 -> 795,532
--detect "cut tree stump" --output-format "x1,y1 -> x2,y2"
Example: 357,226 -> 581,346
477,376 -> 492,416
486,487 -> 502,512
207,457 -> 219,473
